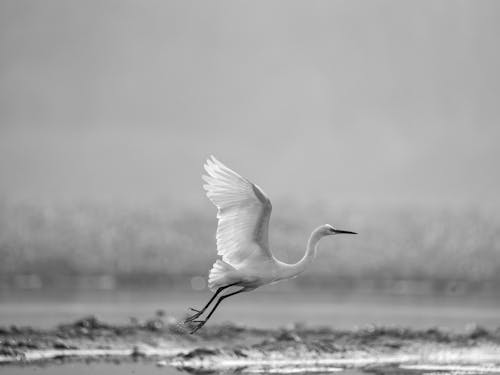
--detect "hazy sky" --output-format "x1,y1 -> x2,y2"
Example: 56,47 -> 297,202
1,1 -> 499,208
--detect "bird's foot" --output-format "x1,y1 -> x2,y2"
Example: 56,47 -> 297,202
189,320 -> 207,334
184,308 -> 203,323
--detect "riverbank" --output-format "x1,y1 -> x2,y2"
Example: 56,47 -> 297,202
2,315 -> 500,370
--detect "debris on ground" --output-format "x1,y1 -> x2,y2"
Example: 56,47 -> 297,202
1,316 -> 500,368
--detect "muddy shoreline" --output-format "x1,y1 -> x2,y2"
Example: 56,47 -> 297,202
1,315 -> 500,369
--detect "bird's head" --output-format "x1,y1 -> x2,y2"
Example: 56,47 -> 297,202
321,224 -> 357,236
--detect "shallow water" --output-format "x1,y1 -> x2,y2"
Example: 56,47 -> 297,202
2,287 -> 500,374
1,287 -> 499,330
3,362 -> 500,375
1,362 -> 178,375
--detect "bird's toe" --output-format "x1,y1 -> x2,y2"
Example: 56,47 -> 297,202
188,320 -> 206,334
184,312 -> 202,323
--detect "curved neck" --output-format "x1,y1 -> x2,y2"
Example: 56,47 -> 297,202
286,227 -> 326,278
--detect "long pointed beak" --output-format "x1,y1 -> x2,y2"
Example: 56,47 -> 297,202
333,229 -> 357,235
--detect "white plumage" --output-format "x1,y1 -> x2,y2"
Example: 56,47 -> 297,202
203,156 -> 273,290
203,156 -> 272,266
185,156 -> 357,333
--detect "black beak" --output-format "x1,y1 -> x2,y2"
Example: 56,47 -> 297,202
333,229 -> 357,235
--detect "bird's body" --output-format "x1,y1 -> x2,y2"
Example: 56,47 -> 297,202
185,156 -> 356,333
208,228 -> 331,291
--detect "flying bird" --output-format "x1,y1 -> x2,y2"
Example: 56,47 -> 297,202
185,156 -> 356,333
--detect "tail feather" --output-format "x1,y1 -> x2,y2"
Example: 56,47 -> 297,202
208,260 -> 234,291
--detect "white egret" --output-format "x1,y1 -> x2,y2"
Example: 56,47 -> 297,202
185,156 -> 356,333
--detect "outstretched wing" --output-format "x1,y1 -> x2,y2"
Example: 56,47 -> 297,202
202,155 -> 273,267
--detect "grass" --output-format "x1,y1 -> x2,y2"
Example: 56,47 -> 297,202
1,199 -> 499,290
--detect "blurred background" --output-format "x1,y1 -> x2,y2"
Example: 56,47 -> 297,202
1,0 -> 499,329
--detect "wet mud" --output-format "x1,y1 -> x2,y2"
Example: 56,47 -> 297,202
1,315 -> 500,370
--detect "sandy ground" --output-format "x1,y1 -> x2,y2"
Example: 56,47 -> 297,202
1,315 -> 500,370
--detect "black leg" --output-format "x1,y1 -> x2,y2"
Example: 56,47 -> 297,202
190,288 -> 245,334
184,283 -> 238,323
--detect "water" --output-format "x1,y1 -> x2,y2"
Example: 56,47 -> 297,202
1,362 -> 177,375
3,362 -> 500,375
2,287 -> 500,374
1,287 -> 499,330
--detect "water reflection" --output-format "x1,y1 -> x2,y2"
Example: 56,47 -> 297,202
4,362 -> 500,375
2,288 -> 500,330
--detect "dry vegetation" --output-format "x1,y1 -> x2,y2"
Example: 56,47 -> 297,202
1,200 -> 499,291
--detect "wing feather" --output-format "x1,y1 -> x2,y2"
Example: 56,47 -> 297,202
203,156 -> 272,267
